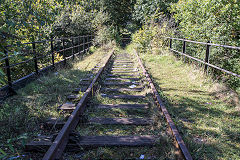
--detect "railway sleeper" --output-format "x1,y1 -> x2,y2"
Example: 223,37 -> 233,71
26,135 -> 157,152
101,87 -> 144,92
104,81 -> 140,86
101,94 -> 146,99
45,117 -> 153,128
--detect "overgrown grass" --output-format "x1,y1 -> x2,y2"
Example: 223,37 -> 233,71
127,44 -> 240,160
0,44 -> 113,159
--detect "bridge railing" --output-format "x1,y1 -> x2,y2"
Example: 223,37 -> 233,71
164,37 -> 240,78
0,35 -> 94,98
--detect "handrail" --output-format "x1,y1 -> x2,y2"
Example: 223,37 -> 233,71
165,37 -> 240,50
163,36 -> 240,78
5,35 -> 93,48
0,34 -> 94,95
171,49 -> 240,78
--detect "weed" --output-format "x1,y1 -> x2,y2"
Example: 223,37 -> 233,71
135,48 -> 240,159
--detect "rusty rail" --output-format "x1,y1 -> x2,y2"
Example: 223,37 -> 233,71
42,50 -> 114,160
135,49 -> 193,160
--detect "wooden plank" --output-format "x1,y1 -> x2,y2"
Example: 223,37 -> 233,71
79,81 -> 91,85
114,61 -> 133,63
73,87 -> 88,93
67,94 -> 80,100
107,74 -> 140,77
101,87 -> 143,92
111,71 -> 138,73
104,82 -> 140,86
112,68 -> 136,70
105,77 -> 141,81
89,118 -> 152,125
80,78 -> 92,81
97,104 -> 148,109
102,94 -> 145,99
59,103 -> 76,110
112,65 -> 133,67
25,136 -> 157,151
77,136 -> 157,147
45,118 -> 65,128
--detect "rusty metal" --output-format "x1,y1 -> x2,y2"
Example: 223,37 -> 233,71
135,50 -> 193,160
42,50 -> 114,160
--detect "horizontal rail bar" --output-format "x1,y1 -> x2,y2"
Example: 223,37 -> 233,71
164,37 -> 240,50
171,49 -> 240,78
6,35 -> 93,48
1,41 -> 93,63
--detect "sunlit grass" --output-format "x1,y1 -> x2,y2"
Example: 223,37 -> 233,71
134,47 -> 240,160
0,44 -> 112,159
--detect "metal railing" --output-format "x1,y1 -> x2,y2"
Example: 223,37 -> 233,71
0,35 -> 94,97
165,37 -> 240,78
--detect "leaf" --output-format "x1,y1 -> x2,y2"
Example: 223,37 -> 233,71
0,148 -> 7,155
8,144 -> 15,153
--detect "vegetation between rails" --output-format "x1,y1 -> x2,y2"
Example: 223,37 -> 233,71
126,44 -> 240,160
69,49 -> 176,159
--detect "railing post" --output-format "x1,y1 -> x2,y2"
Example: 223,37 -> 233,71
89,35 -> 92,52
83,36 -> 85,53
62,38 -> 66,65
78,36 -> 80,54
72,37 -> 74,59
32,41 -> 39,74
169,38 -> 172,49
182,40 -> 186,62
4,49 -> 16,94
50,37 -> 55,68
204,41 -> 211,74
87,35 -> 89,52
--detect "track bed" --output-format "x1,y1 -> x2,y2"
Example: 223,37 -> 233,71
26,50 -> 192,159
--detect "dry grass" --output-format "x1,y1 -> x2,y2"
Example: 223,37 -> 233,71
126,43 -> 240,160
0,44 -> 113,159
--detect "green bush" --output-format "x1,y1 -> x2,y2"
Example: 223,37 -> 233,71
171,0 -> 240,89
132,15 -> 176,54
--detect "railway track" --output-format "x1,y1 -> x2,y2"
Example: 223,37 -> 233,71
26,49 -> 192,159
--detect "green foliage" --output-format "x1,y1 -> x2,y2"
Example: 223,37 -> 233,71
171,0 -> 240,89
0,52 -> 5,85
101,0 -> 135,29
133,0 -> 177,26
52,4 -> 97,37
0,0 -> 113,86
132,15 -> 176,54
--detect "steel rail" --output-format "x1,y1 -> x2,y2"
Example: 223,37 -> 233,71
135,50 -> 193,160
42,49 -> 114,160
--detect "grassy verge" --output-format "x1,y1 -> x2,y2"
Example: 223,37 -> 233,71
0,44 -> 113,159
126,44 -> 240,160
